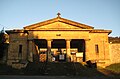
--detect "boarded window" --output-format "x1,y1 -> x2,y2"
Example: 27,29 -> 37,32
95,44 -> 99,53
19,45 -> 22,53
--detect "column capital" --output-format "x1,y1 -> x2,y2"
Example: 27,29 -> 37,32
84,39 -> 90,41
65,39 -> 71,41
46,39 -> 53,41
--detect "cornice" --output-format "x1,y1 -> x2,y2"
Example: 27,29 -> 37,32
5,29 -> 112,35
90,29 -> 112,34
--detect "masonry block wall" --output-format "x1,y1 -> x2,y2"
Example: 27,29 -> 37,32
7,32 -> 28,65
89,33 -> 109,60
109,43 -> 120,64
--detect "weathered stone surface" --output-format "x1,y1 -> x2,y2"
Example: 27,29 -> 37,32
12,63 -> 27,69
109,43 -> 120,64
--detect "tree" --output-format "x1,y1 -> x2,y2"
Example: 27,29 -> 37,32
0,28 -> 5,59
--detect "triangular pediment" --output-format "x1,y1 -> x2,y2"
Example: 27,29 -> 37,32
30,22 -> 82,30
24,16 -> 94,30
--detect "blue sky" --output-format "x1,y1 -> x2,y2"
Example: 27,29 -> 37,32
0,0 -> 120,36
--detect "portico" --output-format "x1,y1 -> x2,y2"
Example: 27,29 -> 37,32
28,38 -> 86,62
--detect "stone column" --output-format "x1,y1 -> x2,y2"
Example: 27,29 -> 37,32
47,39 -> 52,62
85,39 -> 90,61
66,39 -> 71,62
28,40 -> 33,62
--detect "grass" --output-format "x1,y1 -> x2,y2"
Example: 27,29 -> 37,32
105,63 -> 120,73
0,63 -> 25,75
0,62 -> 120,79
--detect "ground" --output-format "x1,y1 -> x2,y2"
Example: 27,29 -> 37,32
0,75 -> 115,79
0,62 -> 120,79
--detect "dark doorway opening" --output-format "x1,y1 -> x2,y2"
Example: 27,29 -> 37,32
70,39 -> 85,62
34,39 -> 47,62
52,39 -> 66,48
51,39 -> 66,62
34,39 -> 47,49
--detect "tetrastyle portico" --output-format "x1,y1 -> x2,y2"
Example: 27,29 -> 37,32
6,13 -> 112,68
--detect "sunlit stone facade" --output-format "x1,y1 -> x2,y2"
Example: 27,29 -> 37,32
6,14 -> 112,68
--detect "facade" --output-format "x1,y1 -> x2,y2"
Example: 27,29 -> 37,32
6,14 -> 112,68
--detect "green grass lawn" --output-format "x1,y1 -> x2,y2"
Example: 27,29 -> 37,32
106,63 -> 120,74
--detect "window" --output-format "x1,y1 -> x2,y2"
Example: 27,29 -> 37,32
19,45 -> 22,54
95,44 -> 99,53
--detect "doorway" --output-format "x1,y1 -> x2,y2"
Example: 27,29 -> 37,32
51,39 -> 66,61
70,39 -> 85,62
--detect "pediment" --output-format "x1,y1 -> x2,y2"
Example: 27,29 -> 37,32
31,22 -> 82,30
24,16 -> 94,30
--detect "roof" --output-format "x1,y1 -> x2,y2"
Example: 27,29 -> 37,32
24,14 -> 94,30
6,13 -> 112,35
109,37 -> 120,43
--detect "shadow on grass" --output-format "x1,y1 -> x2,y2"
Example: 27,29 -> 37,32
105,63 -> 120,74
0,62 -> 120,78
0,63 -> 23,75
72,62 -> 105,77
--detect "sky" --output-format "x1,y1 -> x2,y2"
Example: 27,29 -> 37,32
0,0 -> 120,36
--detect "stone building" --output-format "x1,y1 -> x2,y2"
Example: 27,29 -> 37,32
6,13 -> 112,68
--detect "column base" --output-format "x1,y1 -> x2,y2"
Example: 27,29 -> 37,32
66,56 -> 71,62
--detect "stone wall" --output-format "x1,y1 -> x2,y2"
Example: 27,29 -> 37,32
7,32 -> 28,65
89,33 -> 109,61
109,43 -> 120,64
